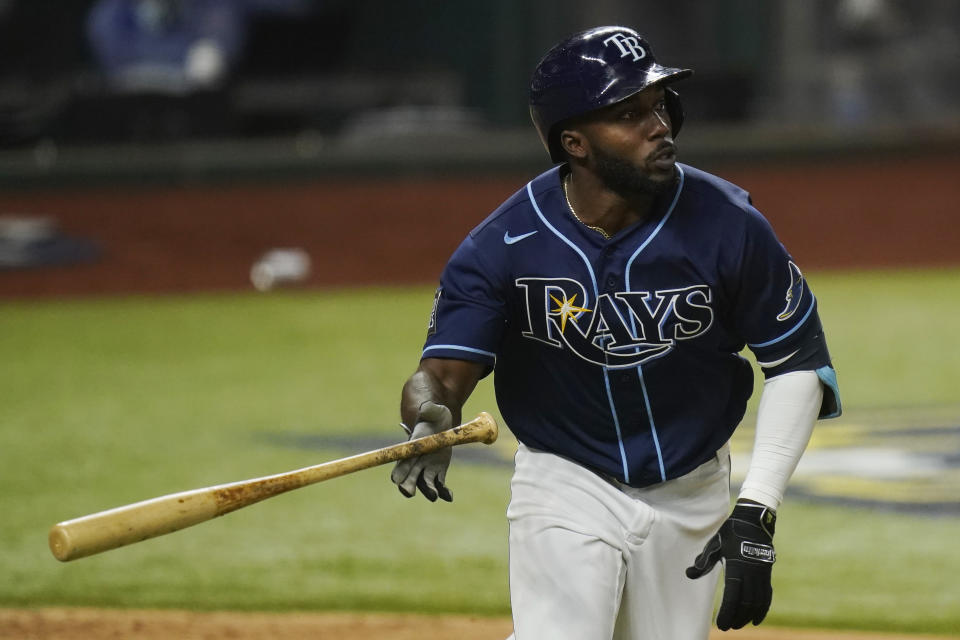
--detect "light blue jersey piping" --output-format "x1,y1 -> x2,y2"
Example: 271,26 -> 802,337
622,165 -> 686,483
525,180 -> 631,482
747,295 -> 817,349
422,344 -> 497,359
624,165 -> 686,278
637,367 -> 667,481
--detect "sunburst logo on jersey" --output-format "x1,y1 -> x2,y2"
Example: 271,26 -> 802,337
549,293 -> 591,332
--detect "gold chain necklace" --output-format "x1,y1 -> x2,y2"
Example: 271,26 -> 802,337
563,173 -> 611,239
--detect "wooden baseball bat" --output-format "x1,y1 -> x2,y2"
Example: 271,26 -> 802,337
49,412 -> 498,562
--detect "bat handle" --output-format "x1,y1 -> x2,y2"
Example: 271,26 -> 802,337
395,412 -> 498,461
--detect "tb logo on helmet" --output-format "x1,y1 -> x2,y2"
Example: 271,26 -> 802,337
603,33 -> 647,61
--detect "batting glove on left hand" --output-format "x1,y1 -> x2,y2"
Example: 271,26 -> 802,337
686,501 -> 777,631
390,401 -> 454,502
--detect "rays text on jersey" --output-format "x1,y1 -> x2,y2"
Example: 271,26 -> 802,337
516,277 -> 714,368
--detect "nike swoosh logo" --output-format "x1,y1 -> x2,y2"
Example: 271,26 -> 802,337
503,230 -> 538,245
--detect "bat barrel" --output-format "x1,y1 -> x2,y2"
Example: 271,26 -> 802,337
49,488 -> 221,562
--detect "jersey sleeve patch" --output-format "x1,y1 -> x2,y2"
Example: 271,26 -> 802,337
731,208 -> 820,355
733,221 -> 835,382
426,286 -> 441,337
775,261 -> 805,322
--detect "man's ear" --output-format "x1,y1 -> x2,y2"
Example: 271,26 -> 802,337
559,128 -> 589,160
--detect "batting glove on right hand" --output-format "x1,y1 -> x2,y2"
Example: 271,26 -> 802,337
686,502 -> 777,631
390,401 -> 454,503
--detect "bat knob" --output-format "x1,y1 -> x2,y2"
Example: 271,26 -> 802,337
49,524 -> 74,562
475,412 -> 499,444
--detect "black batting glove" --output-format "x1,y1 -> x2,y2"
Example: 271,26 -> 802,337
686,501 -> 777,631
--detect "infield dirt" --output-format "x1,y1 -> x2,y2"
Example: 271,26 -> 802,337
1,608 -> 955,640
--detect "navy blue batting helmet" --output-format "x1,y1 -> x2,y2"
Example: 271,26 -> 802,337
530,26 -> 693,162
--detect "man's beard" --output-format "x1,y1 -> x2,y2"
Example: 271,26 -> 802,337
593,147 -> 676,197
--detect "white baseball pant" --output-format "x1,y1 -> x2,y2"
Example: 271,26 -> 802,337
505,442 -> 731,640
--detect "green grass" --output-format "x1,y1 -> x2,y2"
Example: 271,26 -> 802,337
0,288 -> 511,614
1,269 -> 959,634
773,502 -> 960,634
809,268 -> 960,408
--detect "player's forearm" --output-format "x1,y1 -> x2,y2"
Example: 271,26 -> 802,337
402,367 -> 462,427
401,358 -> 485,428
738,370 -> 823,510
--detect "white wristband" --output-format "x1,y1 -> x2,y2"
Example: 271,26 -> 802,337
738,370 -> 823,510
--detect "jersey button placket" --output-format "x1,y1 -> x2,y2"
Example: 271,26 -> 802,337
600,245 -> 618,292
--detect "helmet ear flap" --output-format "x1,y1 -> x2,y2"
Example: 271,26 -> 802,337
546,121 -> 570,163
665,87 -> 685,137
546,125 -> 563,164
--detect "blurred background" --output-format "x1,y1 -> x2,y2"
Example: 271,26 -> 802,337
0,0 -> 957,295
0,0 -> 957,175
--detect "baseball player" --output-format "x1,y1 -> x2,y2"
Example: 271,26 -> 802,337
391,26 -> 841,639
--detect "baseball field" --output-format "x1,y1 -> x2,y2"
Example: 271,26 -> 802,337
1,269 -> 959,639
2,155 -> 959,638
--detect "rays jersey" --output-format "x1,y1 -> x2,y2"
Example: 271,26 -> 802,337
423,164 -> 841,487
